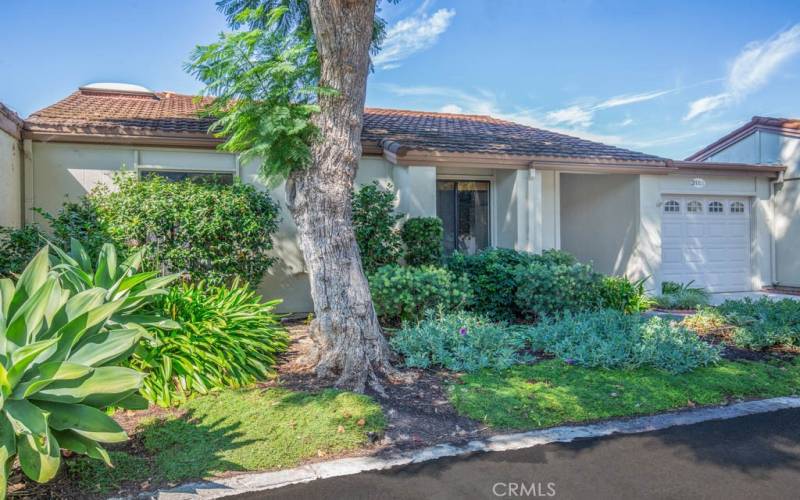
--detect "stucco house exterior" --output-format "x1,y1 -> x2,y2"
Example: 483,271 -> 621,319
0,102 -> 24,229
1,84 -> 786,312
688,117 -> 800,290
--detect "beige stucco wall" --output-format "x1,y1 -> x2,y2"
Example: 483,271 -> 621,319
0,129 -> 22,228
560,173 -> 639,276
706,129 -> 799,287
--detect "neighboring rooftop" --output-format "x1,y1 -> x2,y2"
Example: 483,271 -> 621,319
687,116 -> 800,161
24,85 -> 666,164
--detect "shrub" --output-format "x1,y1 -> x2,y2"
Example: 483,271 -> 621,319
368,265 -> 472,326
352,182 -> 403,274
0,248 -> 163,495
654,281 -> 710,310
716,297 -> 800,350
35,197 -> 109,260
44,174 -> 280,287
600,275 -> 653,314
0,224 -> 44,277
400,217 -> 443,266
525,310 -> 721,373
390,310 -> 529,372
446,248 -> 538,321
513,262 -> 603,320
131,281 -> 290,406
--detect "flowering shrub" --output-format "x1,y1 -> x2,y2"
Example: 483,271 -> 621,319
525,309 -> 721,373
390,310 -> 529,372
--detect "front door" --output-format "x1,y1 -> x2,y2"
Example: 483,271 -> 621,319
436,180 -> 490,255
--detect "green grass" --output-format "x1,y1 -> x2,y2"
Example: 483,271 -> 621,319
67,388 -> 385,493
449,359 -> 800,430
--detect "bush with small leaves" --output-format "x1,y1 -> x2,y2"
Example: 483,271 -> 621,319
368,265 -> 472,326
513,262 -> 603,320
400,217 -> 443,267
0,224 -> 45,278
352,182 -> 403,274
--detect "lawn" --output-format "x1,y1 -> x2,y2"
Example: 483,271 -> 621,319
449,358 -> 800,430
65,387 -> 385,495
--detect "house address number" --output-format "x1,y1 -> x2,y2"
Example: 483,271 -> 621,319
690,178 -> 706,188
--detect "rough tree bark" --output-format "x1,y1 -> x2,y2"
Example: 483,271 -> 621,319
285,0 -> 396,393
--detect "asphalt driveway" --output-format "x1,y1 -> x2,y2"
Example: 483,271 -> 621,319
237,408 -> 800,500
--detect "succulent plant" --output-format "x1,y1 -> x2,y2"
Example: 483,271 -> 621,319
0,244 -> 177,497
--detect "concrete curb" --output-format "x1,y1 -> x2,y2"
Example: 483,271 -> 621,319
143,396 -> 800,499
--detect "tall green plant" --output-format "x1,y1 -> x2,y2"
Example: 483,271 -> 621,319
0,248 -> 163,496
0,225 -> 44,278
352,182 -> 403,274
131,281 -> 289,407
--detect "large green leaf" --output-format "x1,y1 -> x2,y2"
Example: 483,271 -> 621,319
68,328 -> 144,367
0,415 -> 16,499
114,392 -> 149,411
34,402 -> 127,443
5,278 -> 57,351
17,428 -> 60,483
4,398 -> 49,438
7,338 -> 59,388
12,362 -> 93,399
30,366 -> 144,406
52,429 -> 111,466
9,248 -> 50,317
94,244 -> 118,289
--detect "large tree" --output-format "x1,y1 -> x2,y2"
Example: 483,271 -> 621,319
189,0 -> 398,392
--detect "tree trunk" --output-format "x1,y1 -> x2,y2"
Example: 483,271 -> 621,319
285,0 -> 395,393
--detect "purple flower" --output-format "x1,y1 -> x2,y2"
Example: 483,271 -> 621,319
564,358 -> 576,365
459,327 -> 468,337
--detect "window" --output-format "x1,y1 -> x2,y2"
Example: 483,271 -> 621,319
687,201 -> 703,213
730,201 -> 745,214
139,169 -> 234,185
663,200 -> 680,213
708,201 -> 724,213
436,180 -> 490,256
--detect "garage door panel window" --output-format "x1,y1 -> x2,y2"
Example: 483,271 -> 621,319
664,200 -> 680,213
708,201 -> 724,213
687,201 -> 703,213
730,201 -> 745,214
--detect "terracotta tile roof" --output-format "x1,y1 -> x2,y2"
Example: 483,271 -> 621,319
24,88 -> 666,162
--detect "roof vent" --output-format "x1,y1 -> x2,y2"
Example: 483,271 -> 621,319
79,82 -> 156,97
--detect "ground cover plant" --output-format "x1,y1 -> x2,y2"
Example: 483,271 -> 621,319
390,310 -> 530,372
0,247 -> 171,496
654,281 -> 710,310
449,358 -> 800,429
63,388 -> 385,495
131,281 -> 290,406
368,265 -> 472,326
699,298 -> 800,350
525,310 -> 721,373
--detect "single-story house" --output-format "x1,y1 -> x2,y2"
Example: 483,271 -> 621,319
0,83 -> 786,312
687,117 -> 800,290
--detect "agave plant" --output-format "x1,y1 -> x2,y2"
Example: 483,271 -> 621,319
0,245 -> 177,497
49,239 -> 179,332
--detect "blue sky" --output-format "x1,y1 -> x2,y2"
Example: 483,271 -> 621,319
2,0 -> 800,159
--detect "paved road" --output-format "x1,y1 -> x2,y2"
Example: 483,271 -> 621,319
238,408 -> 800,500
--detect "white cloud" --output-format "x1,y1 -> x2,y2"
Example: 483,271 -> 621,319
545,105 -> 594,127
439,104 -> 464,114
684,24 -> 800,120
617,117 -> 634,127
546,88 -> 672,128
373,7 -> 456,70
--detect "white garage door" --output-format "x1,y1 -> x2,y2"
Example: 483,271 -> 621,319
661,196 -> 751,292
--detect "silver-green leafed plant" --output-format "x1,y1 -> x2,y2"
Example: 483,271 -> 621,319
0,243 -> 177,497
